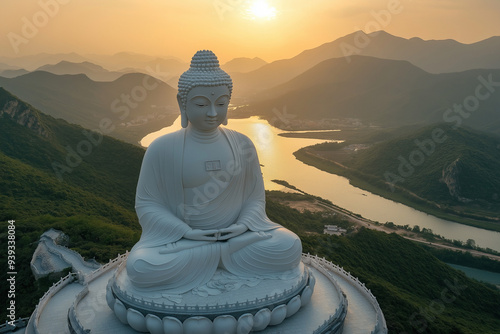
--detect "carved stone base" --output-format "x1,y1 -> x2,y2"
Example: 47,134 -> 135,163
107,261 -> 316,333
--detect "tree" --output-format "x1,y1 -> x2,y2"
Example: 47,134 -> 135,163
466,239 -> 476,249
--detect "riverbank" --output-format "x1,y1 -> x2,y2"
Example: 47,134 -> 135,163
269,180 -> 500,263
293,147 -> 500,233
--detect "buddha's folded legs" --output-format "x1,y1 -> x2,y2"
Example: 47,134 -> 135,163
126,241 -> 221,294
125,227 -> 302,293
221,227 -> 302,277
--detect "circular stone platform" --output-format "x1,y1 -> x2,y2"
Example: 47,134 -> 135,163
107,261 -> 322,333
28,253 -> 386,334
113,261 -> 308,313
69,256 -> 349,333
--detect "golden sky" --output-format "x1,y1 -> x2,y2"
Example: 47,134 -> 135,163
2,0 -> 500,62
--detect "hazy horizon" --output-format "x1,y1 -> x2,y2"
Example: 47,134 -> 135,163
2,0 -> 500,63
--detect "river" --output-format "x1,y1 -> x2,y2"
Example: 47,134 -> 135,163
141,116 -> 500,252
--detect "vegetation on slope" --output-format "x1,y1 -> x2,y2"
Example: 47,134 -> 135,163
0,87 -> 144,218
301,228 -> 500,333
295,124 -> 500,230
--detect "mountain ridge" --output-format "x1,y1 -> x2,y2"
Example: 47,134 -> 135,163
0,71 -> 179,144
242,55 -> 500,133
36,61 -> 124,81
231,30 -> 500,96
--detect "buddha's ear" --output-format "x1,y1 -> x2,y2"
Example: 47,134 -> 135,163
177,94 -> 189,128
222,116 -> 228,126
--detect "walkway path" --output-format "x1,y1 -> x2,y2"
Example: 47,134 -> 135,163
37,283 -> 85,334
331,272 -> 377,333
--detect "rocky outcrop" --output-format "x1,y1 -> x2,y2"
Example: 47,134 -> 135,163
31,228 -> 101,280
0,94 -> 49,138
441,157 -> 471,203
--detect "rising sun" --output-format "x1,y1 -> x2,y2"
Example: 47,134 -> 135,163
246,0 -> 277,20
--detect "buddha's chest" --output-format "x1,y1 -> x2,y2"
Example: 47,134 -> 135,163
182,137 -> 234,190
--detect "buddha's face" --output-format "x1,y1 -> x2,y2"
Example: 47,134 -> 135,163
183,85 -> 230,132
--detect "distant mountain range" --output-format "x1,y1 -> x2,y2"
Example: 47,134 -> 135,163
231,31 -> 500,96
243,55 -> 500,133
222,57 -> 268,73
36,61 -> 125,81
0,52 -> 89,71
296,30 -> 500,74
3,30 -> 499,88
0,71 -> 179,144
1,30 -> 499,138
0,68 -> 29,78
0,53 -> 268,81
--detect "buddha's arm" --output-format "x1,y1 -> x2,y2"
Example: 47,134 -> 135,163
135,138 -> 192,246
233,136 -> 280,232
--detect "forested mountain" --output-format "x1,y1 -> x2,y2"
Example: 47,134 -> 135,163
296,124 -> 500,226
0,87 -> 143,221
243,56 -> 500,133
231,31 -> 500,96
349,124 -> 500,213
0,71 -> 179,144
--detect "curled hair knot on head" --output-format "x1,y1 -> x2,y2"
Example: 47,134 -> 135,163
177,50 -> 233,110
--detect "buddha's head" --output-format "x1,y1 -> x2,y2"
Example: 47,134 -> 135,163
177,50 -> 233,129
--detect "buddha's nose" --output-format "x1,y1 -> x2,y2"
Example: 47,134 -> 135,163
207,104 -> 217,117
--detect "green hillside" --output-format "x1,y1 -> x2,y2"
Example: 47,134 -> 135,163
296,124 -> 500,229
0,87 -> 144,214
301,228 -> 500,334
1,89 -> 499,332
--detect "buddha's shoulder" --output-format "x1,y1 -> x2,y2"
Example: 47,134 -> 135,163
147,130 -> 184,151
221,128 -> 254,146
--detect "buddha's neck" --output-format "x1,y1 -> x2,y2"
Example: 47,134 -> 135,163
186,125 -> 222,144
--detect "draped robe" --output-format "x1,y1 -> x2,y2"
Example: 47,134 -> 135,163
126,128 -> 302,294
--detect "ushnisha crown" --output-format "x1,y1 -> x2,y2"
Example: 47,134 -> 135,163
178,50 -> 233,109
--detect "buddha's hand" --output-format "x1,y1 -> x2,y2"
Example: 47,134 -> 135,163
184,229 -> 219,241
217,224 -> 248,241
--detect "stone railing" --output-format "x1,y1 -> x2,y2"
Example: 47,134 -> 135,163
111,259 -> 309,316
0,317 -> 29,332
67,286 -> 90,334
312,301 -> 347,334
25,272 -> 78,334
304,254 -> 348,334
67,253 -> 128,334
84,252 -> 128,284
44,237 -> 101,271
25,252 -> 128,334
304,254 -> 387,334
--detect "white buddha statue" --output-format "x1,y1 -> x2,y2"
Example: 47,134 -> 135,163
126,50 -> 303,294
